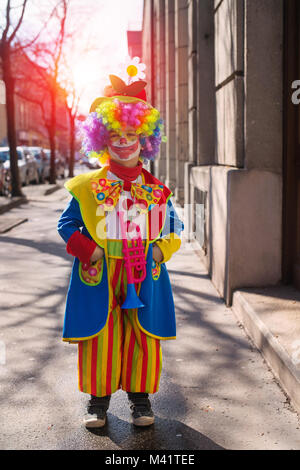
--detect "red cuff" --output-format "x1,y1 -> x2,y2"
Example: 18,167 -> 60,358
66,231 -> 97,264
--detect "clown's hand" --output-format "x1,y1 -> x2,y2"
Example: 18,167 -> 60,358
90,245 -> 104,264
152,243 -> 163,263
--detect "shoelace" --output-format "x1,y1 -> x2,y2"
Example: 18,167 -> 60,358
129,397 -> 152,414
88,395 -> 110,411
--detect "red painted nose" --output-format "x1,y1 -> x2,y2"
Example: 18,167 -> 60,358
119,137 -> 127,144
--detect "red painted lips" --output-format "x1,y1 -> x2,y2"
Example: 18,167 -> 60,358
109,140 -> 139,159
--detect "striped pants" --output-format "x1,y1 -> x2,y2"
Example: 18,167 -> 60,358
78,257 -> 162,397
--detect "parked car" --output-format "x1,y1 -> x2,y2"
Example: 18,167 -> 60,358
0,146 -> 39,186
79,154 -> 99,169
88,156 -> 101,169
24,146 -> 50,183
56,152 -> 66,179
0,163 -> 5,195
0,167 -> 11,196
43,149 -> 65,179
79,154 -> 90,166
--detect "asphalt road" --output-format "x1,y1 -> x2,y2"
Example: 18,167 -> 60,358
0,184 -> 299,450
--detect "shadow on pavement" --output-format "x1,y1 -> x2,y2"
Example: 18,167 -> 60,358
59,413 -> 224,450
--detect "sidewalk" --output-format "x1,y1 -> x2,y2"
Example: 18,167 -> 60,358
186,232 -> 300,416
0,180 -> 65,232
0,195 -> 27,215
0,164 -> 90,216
0,192 -> 299,449
232,286 -> 300,414
162,239 -> 300,449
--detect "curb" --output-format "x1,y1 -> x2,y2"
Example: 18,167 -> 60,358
43,184 -> 61,196
0,182 -> 64,215
232,290 -> 300,414
0,217 -> 28,233
0,197 -> 28,215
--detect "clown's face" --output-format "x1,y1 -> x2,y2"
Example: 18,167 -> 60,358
107,127 -> 141,166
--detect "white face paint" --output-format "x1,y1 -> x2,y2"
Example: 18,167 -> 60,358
107,129 -> 141,162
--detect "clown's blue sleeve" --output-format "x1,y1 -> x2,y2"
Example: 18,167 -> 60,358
156,199 -> 184,263
57,197 -> 84,243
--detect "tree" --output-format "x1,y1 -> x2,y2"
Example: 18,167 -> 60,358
0,0 -> 28,197
60,45 -> 93,179
14,59 -> 68,173
65,85 -> 80,178
13,0 -> 99,182
0,0 -> 60,196
28,0 -> 70,184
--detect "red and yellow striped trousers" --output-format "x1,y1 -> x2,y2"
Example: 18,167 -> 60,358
78,256 -> 162,397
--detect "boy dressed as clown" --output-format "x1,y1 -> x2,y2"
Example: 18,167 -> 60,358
57,62 -> 184,428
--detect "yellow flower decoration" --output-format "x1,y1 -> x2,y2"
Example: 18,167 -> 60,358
125,56 -> 146,83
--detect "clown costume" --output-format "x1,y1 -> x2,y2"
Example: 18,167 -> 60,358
57,65 -> 184,428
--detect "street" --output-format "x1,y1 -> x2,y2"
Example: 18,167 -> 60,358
0,187 -> 299,450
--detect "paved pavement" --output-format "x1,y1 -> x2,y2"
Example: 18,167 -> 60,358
0,186 -> 299,450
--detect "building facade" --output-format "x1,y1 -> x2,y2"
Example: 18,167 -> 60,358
127,30 -> 143,58
142,0 -> 300,305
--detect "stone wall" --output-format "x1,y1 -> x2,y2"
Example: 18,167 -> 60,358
174,0 -> 189,204
165,0 -> 176,193
142,0 -> 284,305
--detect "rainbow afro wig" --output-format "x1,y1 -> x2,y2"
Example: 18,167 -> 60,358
80,96 -> 166,165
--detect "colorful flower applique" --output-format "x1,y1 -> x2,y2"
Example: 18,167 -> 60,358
80,258 -> 103,285
90,177 -> 165,214
151,259 -> 161,280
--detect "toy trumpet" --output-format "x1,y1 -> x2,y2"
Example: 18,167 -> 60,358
117,210 -> 147,309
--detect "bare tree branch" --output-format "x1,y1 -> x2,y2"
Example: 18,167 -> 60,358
2,0 -> 12,42
8,0 -> 28,44
53,0 -> 68,72
11,2 -> 60,53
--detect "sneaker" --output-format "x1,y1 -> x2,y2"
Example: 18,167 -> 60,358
127,392 -> 155,427
83,395 -> 111,428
